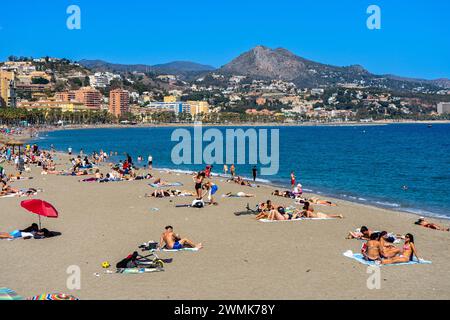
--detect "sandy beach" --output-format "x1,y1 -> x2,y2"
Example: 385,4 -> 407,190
0,151 -> 449,300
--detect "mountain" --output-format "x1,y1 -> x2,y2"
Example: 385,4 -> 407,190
78,59 -> 215,75
152,61 -> 215,73
219,45 -> 449,89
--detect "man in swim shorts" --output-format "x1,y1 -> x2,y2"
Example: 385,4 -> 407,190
159,226 -> 203,250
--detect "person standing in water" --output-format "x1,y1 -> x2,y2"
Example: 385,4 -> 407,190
148,154 -> 153,170
230,164 -> 236,177
252,166 -> 258,182
290,171 -> 296,189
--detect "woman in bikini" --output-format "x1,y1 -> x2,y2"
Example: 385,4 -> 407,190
193,171 -> 206,200
382,233 -> 421,265
302,202 -> 343,219
415,217 -> 449,232
363,233 -> 383,262
255,200 -> 275,220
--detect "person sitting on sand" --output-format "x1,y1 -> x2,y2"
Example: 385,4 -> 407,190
378,231 -> 402,258
158,226 -> 202,250
255,200 -> 276,220
382,233 -> 422,265
302,202 -> 343,219
0,180 -> 19,196
362,233 -> 383,262
224,191 -> 255,198
414,217 -> 449,232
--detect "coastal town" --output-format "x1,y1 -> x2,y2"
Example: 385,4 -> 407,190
1,56 -> 450,125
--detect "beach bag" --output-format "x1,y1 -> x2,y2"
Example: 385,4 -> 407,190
116,252 -> 138,269
191,199 -> 204,208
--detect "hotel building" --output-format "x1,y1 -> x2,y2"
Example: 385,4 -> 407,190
109,89 -> 130,117
0,70 -> 16,108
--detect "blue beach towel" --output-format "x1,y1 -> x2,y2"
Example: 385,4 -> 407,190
343,251 -> 432,266
161,247 -> 199,252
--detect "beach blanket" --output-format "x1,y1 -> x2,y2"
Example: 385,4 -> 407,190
342,251 -> 432,266
161,247 -> 200,252
149,182 -> 183,188
115,268 -> 164,274
0,190 -> 39,199
258,217 -> 334,223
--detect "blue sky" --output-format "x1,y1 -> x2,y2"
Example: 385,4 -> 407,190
0,0 -> 448,79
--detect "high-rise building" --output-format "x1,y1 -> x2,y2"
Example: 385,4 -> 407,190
437,102 -> 450,115
109,89 -> 130,117
55,91 -> 76,102
0,71 -> 16,108
74,87 -> 102,110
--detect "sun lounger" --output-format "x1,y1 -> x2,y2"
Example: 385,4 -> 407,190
342,251 -> 431,266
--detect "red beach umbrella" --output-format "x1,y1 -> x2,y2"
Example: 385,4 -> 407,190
20,199 -> 59,229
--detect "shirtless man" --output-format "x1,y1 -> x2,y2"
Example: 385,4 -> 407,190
158,226 -> 203,250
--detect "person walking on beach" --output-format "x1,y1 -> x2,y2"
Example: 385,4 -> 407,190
159,226 -> 202,250
230,164 -> 236,177
252,166 -> 258,182
290,171 -> 296,189
68,147 -> 72,155
148,154 -> 153,170
223,164 -> 228,175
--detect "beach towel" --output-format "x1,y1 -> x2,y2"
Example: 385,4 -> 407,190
342,251 -> 432,266
161,247 -> 200,252
115,268 -> 164,274
149,182 -> 183,188
258,217 -> 334,223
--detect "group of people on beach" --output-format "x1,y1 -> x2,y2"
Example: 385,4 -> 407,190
254,199 -> 344,221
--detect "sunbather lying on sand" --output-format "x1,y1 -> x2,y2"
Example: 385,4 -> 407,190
414,217 -> 449,231
308,197 -> 337,206
346,226 -> 373,240
159,225 -> 202,250
302,202 -> 343,219
148,189 -> 171,198
153,178 -> 170,186
223,191 -> 255,198
0,232 -> 13,239
170,189 -> 195,197
272,190 -> 295,198
267,206 -> 303,221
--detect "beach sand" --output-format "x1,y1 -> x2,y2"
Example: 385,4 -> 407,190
0,153 -> 449,300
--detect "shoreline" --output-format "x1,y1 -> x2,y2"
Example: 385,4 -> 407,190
1,150 -> 449,299
26,124 -> 450,222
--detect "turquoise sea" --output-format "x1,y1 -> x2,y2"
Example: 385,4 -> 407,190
34,123 -> 450,219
